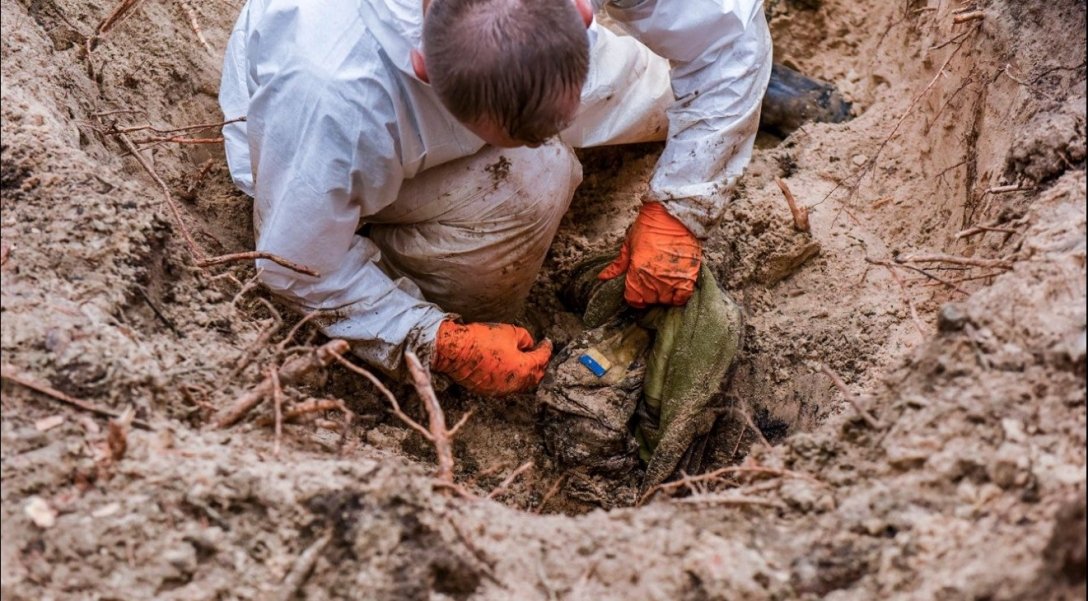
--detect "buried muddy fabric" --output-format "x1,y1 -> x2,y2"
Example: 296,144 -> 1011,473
537,320 -> 649,474
636,267 -> 744,489
542,260 -> 743,489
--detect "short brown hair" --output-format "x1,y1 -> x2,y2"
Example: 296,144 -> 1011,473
423,0 -> 589,145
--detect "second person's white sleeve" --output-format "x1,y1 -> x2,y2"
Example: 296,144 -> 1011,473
596,0 -> 773,238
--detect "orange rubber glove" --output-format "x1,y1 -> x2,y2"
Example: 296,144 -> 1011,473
431,321 -> 553,396
598,202 -> 702,308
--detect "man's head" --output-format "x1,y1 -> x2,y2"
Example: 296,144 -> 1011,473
418,0 -> 591,148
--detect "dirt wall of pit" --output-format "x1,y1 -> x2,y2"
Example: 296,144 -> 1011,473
1,0 -> 1085,599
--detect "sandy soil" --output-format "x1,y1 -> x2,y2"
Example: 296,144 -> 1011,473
1,0 -> 1085,599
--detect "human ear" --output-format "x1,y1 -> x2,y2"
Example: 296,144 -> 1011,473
573,0 -> 593,28
410,48 -> 429,83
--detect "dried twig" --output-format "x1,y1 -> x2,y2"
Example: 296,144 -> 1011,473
105,117 -> 244,136
132,136 -> 223,145
735,402 -> 772,448
107,408 -> 134,461
94,0 -> 146,39
1,367 -> 152,430
230,270 -> 264,307
257,398 -> 349,426
212,340 -> 350,428
534,475 -> 568,514
227,299 -> 282,380
639,464 -> 822,506
115,131 -> 202,258
986,184 -> 1032,195
404,351 -> 458,488
774,177 -> 810,232
487,461 -> 534,501
332,354 -> 432,441
818,364 -> 883,430
277,311 -> 335,354
927,24 -> 975,51
112,131 -> 318,277
274,532 -> 332,601
674,495 -> 787,509
270,366 -> 284,457
448,410 -> 474,437
177,0 -> 213,54
952,10 -> 985,24
867,258 -> 969,296
197,252 -> 319,277
134,286 -> 181,337
184,159 -> 216,199
897,252 -> 1013,269
923,270 -> 1007,286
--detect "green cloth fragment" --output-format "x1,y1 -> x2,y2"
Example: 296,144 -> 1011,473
562,253 -> 626,328
571,259 -> 744,490
635,266 -> 743,489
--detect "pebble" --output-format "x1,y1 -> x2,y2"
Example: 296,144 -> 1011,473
34,415 -> 65,432
937,304 -> 969,332
92,502 -> 122,518
1001,418 -> 1027,443
163,542 -> 198,574
25,496 -> 57,528
780,479 -> 819,512
852,154 -> 868,166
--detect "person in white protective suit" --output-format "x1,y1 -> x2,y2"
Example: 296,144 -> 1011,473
219,0 -> 772,397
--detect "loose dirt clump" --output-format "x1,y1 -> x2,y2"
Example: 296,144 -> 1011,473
2,0 -> 1085,599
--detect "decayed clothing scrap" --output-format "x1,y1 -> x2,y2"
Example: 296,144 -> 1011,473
541,261 -> 743,489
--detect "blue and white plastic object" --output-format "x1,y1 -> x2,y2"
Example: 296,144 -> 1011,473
578,348 -> 613,378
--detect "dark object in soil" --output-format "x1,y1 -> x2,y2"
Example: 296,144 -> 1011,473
542,258 -> 744,497
760,63 -> 853,137
538,319 -> 647,475
1043,492 -> 1087,583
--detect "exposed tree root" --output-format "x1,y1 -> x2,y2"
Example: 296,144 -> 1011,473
274,531 -> 332,601
1,367 -> 152,430
405,351 -> 462,493
640,464 -> 824,506
775,177 -> 811,232
819,364 -> 885,430
212,340 -> 350,429
487,461 -> 535,501
110,128 -> 319,278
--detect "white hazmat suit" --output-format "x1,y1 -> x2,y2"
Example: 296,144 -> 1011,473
219,0 -> 772,375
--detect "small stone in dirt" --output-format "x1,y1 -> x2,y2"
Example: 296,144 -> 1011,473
91,502 -> 122,518
781,479 -> 819,513
1044,493 -> 1087,583
988,444 -> 1031,489
24,495 -> 57,528
851,154 -> 868,166
937,303 -> 969,332
1001,418 -> 1027,443
162,542 -> 198,575
34,415 -> 65,431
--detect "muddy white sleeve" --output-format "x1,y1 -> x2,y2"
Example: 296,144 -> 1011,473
239,54 -> 448,376
596,0 -> 773,238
